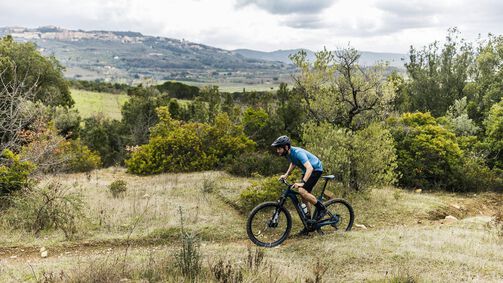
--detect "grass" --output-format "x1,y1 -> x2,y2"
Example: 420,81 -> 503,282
0,169 -> 501,282
70,88 -> 129,120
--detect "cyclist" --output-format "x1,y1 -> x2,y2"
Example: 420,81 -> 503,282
271,135 -> 327,226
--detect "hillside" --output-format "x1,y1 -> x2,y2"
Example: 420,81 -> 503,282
0,26 -> 293,84
1,26 -> 406,85
0,169 -> 501,282
233,48 -> 407,69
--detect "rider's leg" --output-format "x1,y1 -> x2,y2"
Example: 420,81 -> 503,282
299,171 -> 327,220
298,191 -> 312,217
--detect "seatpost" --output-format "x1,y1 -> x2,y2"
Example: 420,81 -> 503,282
318,178 -> 329,201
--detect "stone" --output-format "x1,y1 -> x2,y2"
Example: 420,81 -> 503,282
443,215 -> 459,224
415,189 -> 422,193
355,223 -> 368,230
450,204 -> 461,210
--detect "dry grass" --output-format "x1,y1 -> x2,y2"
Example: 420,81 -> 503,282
0,169 -> 501,282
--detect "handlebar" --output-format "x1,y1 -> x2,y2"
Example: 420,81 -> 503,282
279,178 -> 293,187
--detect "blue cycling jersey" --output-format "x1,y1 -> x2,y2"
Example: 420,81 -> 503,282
287,147 -> 323,174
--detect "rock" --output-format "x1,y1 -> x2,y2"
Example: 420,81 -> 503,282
417,220 -> 423,224
443,215 -> 459,224
40,247 -> 48,258
9,255 -> 17,259
415,189 -> 422,193
355,223 -> 368,230
450,204 -> 461,210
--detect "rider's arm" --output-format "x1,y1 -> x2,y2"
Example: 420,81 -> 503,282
302,161 -> 313,183
286,162 -> 295,175
280,163 -> 295,179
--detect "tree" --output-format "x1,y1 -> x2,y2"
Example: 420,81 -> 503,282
121,86 -> 169,145
404,28 -> 473,117
0,36 -> 72,107
276,83 -> 305,142
81,115 -> 126,167
200,86 -> 220,123
467,34 -> 503,123
483,100 -> 503,169
0,66 -> 41,152
290,47 -> 396,191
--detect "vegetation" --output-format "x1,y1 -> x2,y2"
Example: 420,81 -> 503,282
0,169 -> 501,282
0,36 -> 72,107
0,149 -> 35,196
108,179 -> 128,198
0,28 -> 502,283
126,108 -> 255,174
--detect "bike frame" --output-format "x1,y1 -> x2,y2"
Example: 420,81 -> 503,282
276,178 -> 339,230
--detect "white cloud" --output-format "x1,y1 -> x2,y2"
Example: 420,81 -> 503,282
1,0 -> 503,53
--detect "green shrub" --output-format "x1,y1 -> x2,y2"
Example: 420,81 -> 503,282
302,121 -> 397,193
109,179 -> 128,198
176,207 -> 202,281
20,125 -> 101,173
239,176 -> 285,212
242,107 -> 282,149
225,151 -> 286,177
453,153 -> 503,192
3,182 -> 85,239
126,109 -> 255,174
0,149 -> 35,196
388,112 -> 464,190
483,100 -> 503,169
81,115 -> 126,167
52,105 -> 81,138
60,139 -> 102,172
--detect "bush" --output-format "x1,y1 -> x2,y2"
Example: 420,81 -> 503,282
389,112 -> 500,191
0,149 -> 35,196
225,151 -> 286,177
109,179 -> 128,198
20,125 -> 101,173
126,109 -> 255,174
388,112 -> 464,190
483,100 -> 503,169
81,115 -> 126,167
176,207 -> 202,281
60,139 -> 102,172
453,153 -> 503,192
241,107 -> 282,149
239,176 -> 286,212
3,182 -> 85,239
302,121 -> 397,193
52,106 -> 81,138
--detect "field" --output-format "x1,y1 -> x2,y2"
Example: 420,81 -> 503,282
70,89 -> 129,120
0,169 -> 501,282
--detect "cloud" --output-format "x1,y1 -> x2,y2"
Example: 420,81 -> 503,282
280,14 -> 326,29
235,0 -> 337,15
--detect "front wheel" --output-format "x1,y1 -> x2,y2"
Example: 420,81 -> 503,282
246,202 -> 292,247
320,198 -> 354,233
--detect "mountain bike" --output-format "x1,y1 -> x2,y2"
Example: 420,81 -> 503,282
246,175 -> 354,247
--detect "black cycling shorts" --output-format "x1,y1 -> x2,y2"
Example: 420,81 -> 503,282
301,171 -> 323,192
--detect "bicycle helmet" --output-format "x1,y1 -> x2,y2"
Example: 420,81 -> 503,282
271,135 -> 291,147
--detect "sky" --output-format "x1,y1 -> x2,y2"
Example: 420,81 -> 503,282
2,0 -> 503,53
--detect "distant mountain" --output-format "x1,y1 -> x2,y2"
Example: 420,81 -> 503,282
0,26 -> 405,85
232,49 -> 407,69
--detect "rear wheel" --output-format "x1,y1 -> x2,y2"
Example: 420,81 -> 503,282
246,202 -> 292,247
319,199 -> 354,233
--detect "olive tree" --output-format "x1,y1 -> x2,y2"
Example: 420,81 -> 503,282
290,47 -> 397,191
